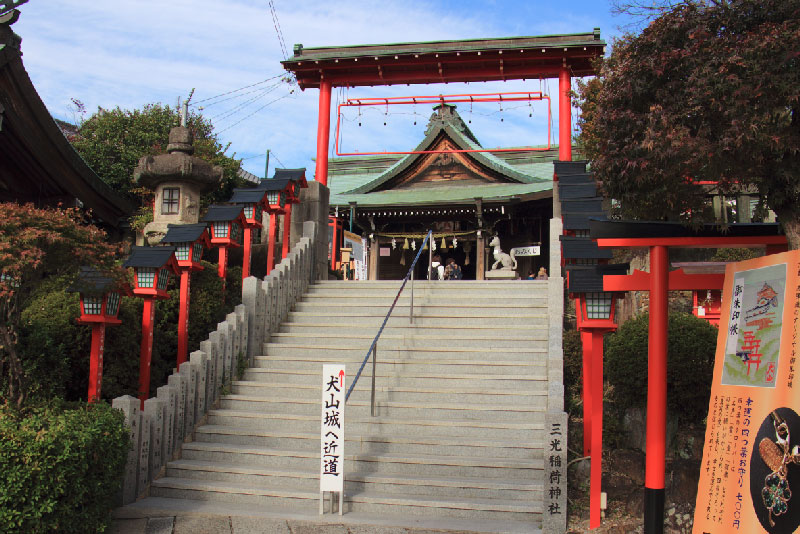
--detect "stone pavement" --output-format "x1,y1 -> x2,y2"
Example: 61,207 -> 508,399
111,497 -> 539,534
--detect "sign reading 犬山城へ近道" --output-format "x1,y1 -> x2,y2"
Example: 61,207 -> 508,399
693,251 -> 800,534
320,364 -> 345,494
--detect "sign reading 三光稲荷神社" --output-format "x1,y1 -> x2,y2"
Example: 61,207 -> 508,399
320,364 -> 345,493
693,251 -> 800,533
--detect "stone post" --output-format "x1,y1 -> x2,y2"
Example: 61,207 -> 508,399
112,396 -> 141,505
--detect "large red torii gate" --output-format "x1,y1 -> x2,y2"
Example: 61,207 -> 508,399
281,30 -> 606,184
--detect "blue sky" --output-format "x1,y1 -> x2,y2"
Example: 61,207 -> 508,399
12,0 -> 638,178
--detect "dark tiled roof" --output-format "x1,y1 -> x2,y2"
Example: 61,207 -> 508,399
68,266 -> 116,295
273,168 -> 307,184
588,219 -> 785,239
201,205 -> 244,222
123,246 -> 176,268
254,178 -> 293,192
161,223 -> 207,244
229,189 -> 267,204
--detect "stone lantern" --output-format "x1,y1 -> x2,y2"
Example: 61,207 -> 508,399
134,124 -> 223,245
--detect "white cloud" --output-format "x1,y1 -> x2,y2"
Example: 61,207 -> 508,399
12,0 -> 626,179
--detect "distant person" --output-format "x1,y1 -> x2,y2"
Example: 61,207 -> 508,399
535,267 -> 548,280
525,270 -> 536,280
444,257 -> 463,280
431,255 -> 445,280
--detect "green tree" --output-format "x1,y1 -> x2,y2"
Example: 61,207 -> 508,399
577,0 -> 800,247
0,203 -> 120,408
70,103 -> 244,209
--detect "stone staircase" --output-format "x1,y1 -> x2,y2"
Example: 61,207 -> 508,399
150,279 -> 554,529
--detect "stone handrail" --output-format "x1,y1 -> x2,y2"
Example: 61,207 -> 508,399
113,220 -> 320,504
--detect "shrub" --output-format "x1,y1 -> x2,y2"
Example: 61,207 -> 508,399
0,402 -> 129,533
604,312 -> 718,425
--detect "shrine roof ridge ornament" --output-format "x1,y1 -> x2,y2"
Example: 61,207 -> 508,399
282,30 -> 605,89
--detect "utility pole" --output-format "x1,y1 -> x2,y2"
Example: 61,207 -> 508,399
264,149 -> 271,179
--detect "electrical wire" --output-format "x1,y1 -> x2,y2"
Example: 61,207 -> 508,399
208,83 -> 282,123
268,0 -> 289,60
197,83 -> 281,111
216,90 -> 296,134
191,74 -> 285,106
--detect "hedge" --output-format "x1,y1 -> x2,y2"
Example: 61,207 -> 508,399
0,402 -> 129,533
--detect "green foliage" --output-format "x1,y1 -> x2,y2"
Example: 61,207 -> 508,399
14,260 -> 242,403
576,0 -> 800,244
17,277 -> 88,401
71,103 -> 244,206
0,401 -> 129,533
562,328 -> 583,417
605,312 -> 718,425
0,203 -> 121,408
710,247 -> 761,262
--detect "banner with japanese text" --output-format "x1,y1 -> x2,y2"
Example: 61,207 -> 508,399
694,251 -> 800,533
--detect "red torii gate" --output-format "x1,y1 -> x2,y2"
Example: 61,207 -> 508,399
281,31 -> 606,184
589,219 -> 787,534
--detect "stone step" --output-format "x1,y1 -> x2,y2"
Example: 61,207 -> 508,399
241,367 -> 547,389
277,322 -> 547,337
193,426 -> 542,459
312,280 -> 545,289
205,410 -> 543,440
230,380 -> 545,404
253,356 -> 547,375
164,459 -> 542,500
287,311 -> 548,326
292,303 -> 546,316
259,344 -> 548,361
179,442 -> 541,479
305,286 -> 545,299
150,477 -> 540,521
218,395 -> 546,422
266,332 -> 548,350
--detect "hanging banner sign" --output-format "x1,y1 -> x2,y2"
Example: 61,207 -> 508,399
511,245 -> 541,257
320,364 -> 345,492
694,251 -> 800,534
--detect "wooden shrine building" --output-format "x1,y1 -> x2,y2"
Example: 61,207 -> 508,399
328,104 -> 570,280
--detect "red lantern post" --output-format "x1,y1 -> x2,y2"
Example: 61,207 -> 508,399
161,223 -> 210,366
228,190 -> 266,281
123,247 -> 179,408
70,267 -> 125,403
201,205 -> 246,286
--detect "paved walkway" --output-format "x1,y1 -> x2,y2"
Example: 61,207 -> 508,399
111,497 -> 539,534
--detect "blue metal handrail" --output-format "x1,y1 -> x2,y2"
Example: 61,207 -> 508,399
345,230 -> 433,416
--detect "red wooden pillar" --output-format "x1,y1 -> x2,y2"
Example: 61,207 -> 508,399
645,245 -> 669,534
580,327 -> 592,457
242,227 -> 253,280
138,298 -> 155,409
217,247 -> 228,282
282,203 -> 293,259
589,328 -> 606,530
267,213 -> 278,273
88,323 -> 106,403
315,80 -> 333,186
559,66 -> 572,162
177,269 -> 191,367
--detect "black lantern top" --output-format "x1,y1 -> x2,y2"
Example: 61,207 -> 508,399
229,189 -> 266,227
161,223 -> 210,269
69,266 -> 125,324
123,246 -> 178,298
201,205 -> 246,246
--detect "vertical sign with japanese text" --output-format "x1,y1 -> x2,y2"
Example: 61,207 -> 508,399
694,251 -> 800,534
320,364 -> 345,492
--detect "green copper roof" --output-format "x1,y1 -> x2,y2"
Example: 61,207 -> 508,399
285,30 -> 604,63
